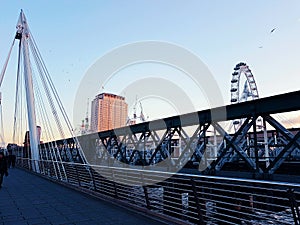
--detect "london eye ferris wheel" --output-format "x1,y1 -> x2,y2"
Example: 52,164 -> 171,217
230,62 -> 260,131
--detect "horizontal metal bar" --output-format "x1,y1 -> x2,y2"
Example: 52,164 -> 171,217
104,90 -> 300,133
17,158 -> 297,225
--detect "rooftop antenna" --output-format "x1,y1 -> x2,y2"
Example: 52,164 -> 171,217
133,95 -> 137,119
85,98 -> 89,132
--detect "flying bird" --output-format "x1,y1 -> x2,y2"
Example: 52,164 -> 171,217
270,28 -> 276,33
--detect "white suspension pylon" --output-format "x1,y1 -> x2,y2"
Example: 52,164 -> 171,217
16,10 -> 40,172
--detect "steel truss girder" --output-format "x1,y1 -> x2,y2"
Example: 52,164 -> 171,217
39,90 -> 300,175
190,124 -> 210,161
265,115 -> 300,174
86,124 -> 216,168
93,126 -> 181,166
208,118 -> 263,173
176,123 -> 210,168
148,127 -> 178,165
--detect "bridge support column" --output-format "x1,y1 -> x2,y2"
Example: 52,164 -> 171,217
18,10 -> 40,172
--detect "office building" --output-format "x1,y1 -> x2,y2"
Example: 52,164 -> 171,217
90,93 -> 128,132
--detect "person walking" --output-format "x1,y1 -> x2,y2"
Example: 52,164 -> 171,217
11,146 -> 16,168
7,148 -> 12,168
0,151 -> 8,188
7,146 -> 16,168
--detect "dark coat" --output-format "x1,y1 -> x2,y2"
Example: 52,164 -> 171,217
0,153 -> 8,174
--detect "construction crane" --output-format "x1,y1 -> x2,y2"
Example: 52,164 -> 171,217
126,98 -> 147,125
81,98 -> 90,135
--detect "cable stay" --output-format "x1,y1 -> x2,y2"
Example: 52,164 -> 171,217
0,93 -> 5,147
0,36 -> 17,149
0,10 -> 87,180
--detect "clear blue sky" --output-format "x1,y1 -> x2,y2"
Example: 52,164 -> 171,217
1,1 -> 300,142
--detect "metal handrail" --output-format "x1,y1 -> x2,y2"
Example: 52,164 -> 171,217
17,157 -> 300,225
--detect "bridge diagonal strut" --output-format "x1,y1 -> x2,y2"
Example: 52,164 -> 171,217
265,115 -> 300,174
211,120 -> 262,173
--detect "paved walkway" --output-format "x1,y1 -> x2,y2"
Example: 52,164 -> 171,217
0,168 -> 169,225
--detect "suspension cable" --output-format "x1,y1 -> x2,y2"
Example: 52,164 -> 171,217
0,39 -> 15,88
0,103 -> 4,146
28,39 -> 66,139
0,38 -> 17,145
28,30 -> 87,163
28,32 -> 74,134
10,13 -> 87,164
13,40 -> 23,143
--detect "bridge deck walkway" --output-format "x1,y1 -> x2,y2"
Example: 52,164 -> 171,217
0,168 -> 167,225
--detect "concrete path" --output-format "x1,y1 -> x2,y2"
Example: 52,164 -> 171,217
0,168 -> 169,225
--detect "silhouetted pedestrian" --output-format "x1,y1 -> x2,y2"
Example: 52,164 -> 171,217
7,145 -> 16,168
7,148 -> 12,168
0,151 -> 8,188
11,148 -> 16,168
7,143 -> 18,169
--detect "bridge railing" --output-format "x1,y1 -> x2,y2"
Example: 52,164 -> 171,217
16,157 -> 300,225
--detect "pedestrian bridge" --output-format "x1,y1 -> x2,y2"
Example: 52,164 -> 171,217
2,10 -> 300,225
1,158 -> 298,225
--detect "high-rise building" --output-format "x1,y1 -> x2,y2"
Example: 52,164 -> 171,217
90,93 -> 128,132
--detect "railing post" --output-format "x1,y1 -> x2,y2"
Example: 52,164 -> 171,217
143,186 -> 151,209
75,165 -> 81,187
112,169 -> 118,198
141,172 -> 151,209
64,162 -> 70,183
191,178 -> 205,225
88,165 -> 97,191
287,188 -> 300,225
